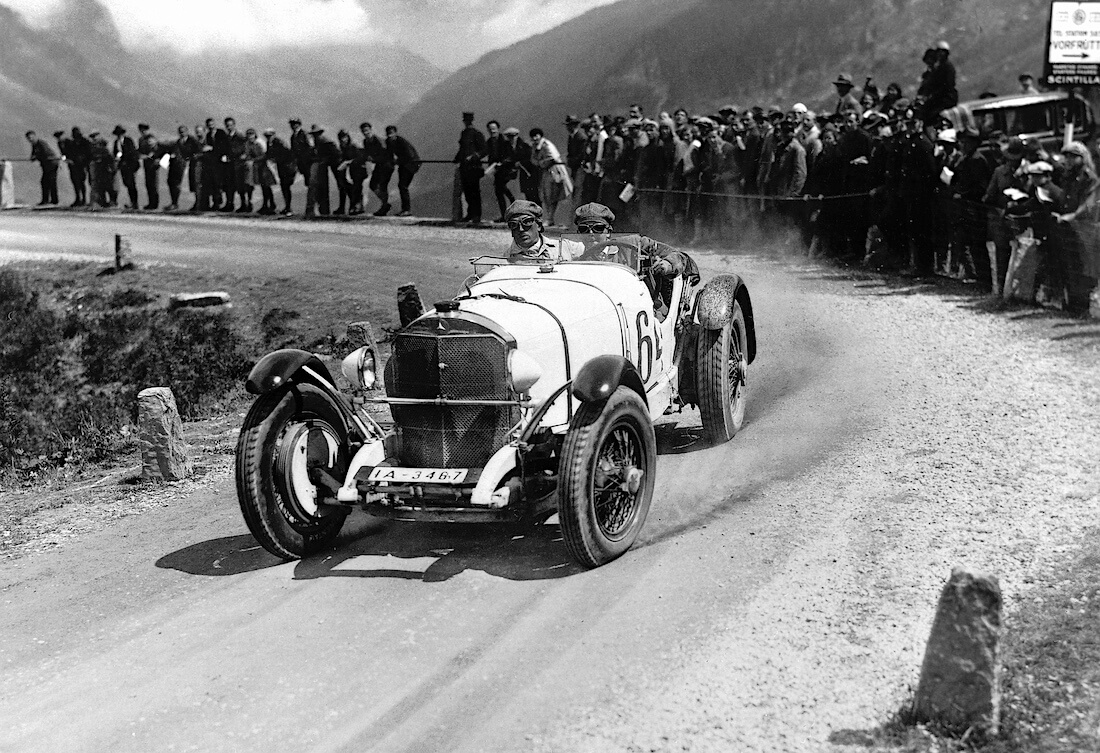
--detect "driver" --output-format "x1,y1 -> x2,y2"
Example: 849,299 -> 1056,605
573,202 -> 700,315
505,200 -> 584,263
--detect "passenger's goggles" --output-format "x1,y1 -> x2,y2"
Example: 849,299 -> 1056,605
576,223 -> 610,234
507,217 -> 538,231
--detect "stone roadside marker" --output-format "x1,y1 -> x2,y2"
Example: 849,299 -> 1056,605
913,567 -> 1002,736
114,234 -> 133,270
168,292 -> 231,311
397,283 -> 424,327
0,161 -> 14,208
346,321 -> 379,353
137,387 -> 192,483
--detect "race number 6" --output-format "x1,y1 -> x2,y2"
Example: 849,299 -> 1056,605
635,310 -> 662,383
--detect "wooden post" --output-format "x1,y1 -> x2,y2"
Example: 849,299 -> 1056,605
115,234 -> 132,270
137,387 -> 192,483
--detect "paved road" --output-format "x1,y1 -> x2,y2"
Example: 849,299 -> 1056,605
1,211 -> 1097,752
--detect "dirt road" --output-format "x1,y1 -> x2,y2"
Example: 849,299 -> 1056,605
1,212 -> 1098,752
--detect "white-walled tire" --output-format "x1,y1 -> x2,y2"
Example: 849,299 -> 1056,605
235,383 -> 350,559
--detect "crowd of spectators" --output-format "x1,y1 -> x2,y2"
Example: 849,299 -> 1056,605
23,119 -> 420,218
18,40 -> 1099,312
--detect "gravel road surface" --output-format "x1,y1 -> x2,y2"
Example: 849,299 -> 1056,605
1,212 -> 1098,752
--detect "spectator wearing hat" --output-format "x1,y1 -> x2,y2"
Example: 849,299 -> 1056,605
834,74 -> 864,117
580,117 -> 606,204
358,122 -> 388,215
25,131 -> 61,206
877,83 -> 904,114
693,120 -> 739,244
564,114 -> 586,208
755,109 -> 785,197
1019,73 -> 1040,95
305,125 -> 338,218
895,107 -> 938,275
917,41 -> 958,124
136,124 -> 162,210
166,124 -> 201,211
289,118 -> 312,193
932,127 -> 962,274
485,120 -> 515,222
1054,141 -> 1099,311
56,128 -> 85,207
87,130 -> 116,208
531,128 -> 571,226
1008,160 -> 1068,302
385,125 -> 420,217
224,118 -> 249,212
453,111 -> 487,223
112,125 -> 141,209
333,129 -> 360,215
635,119 -> 671,227
983,137 -> 1027,284
197,118 -> 225,211
503,199 -> 582,262
949,128 -> 994,288
266,126 -> 297,215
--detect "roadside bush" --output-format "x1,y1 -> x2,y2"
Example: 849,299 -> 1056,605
0,271 -> 253,480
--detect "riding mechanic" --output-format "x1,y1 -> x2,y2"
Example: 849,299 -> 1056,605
572,202 -> 700,318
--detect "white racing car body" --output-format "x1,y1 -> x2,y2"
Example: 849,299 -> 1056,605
235,240 -> 756,567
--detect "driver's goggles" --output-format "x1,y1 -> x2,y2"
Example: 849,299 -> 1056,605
576,223 -> 610,234
506,217 -> 537,231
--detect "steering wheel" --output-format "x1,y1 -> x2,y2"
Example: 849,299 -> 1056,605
578,239 -> 644,269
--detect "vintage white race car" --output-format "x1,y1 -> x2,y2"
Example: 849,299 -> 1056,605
235,237 -> 756,567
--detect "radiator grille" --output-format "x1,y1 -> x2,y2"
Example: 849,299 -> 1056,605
386,318 -> 517,468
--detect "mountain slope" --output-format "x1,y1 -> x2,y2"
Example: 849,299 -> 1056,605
0,1 -> 444,159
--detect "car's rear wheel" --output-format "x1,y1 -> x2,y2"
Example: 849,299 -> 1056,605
557,387 -> 656,568
696,300 -> 747,444
236,383 -> 350,559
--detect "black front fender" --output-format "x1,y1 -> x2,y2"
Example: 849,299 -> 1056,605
245,349 -> 338,395
572,355 -> 647,406
695,274 -> 757,364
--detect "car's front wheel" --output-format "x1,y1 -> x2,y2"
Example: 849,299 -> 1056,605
557,387 -> 656,568
235,383 -> 351,559
696,300 -> 747,444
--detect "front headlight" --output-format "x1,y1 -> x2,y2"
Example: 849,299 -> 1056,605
340,346 -> 377,390
508,350 -> 542,395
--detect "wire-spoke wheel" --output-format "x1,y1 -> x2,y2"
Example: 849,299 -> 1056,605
236,383 -> 351,559
558,387 -> 656,568
697,300 -> 747,444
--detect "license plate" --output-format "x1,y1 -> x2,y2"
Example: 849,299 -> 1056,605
367,467 -> 469,484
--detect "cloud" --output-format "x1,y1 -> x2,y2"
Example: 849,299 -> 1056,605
5,0 -> 615,64
8,0 -> 375,52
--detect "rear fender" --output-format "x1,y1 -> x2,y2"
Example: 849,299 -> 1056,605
572,355 -> 647,406
695,274 -> 757,364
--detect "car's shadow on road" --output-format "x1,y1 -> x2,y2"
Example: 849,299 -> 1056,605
156,517 -> 585,583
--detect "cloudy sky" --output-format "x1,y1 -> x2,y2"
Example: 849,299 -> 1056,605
7,0 -> 620,69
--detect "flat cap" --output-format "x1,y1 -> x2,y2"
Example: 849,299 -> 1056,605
288,117 -> 302,125
564,114 -> 580,125
502,126 -> 520,136
936,40 -> 951,51
719,104 -> 738,113
52,130 -> 65,138
574,202 -> 616,224
1061,141 -> 1090,157
1025,160 -> 1053,174
791,102 -> 808,114
834,73 -> 853,86
504,200 -> 543,221
309,123 -> 324,134
936,128 -> 957,144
